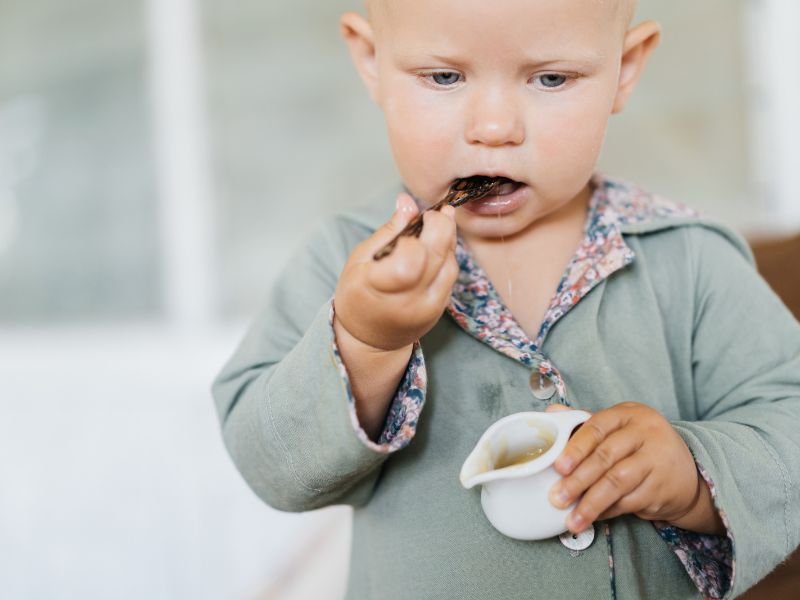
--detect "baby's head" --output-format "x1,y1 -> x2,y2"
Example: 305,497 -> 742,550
341,0 -> 659,240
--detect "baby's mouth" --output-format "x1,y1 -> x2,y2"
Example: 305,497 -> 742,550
452,175 -> 529,217
447,176 -> 524,207
373,176 -> 526,260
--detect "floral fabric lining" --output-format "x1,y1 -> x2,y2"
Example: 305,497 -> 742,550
448,243 -> 567,400
654,462 -> 735,599
329,174 -> 733,598
328,302 -> 426,454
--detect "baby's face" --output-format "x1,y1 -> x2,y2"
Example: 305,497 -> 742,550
346,0 -> 646,240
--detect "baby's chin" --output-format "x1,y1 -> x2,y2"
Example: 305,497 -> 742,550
455,200 -> 538,241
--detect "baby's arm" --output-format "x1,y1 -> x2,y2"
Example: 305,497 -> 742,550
333,194 -> 458,439
212,194 -> 457,512
660,227 -> 800,595
548,226 -> 800,598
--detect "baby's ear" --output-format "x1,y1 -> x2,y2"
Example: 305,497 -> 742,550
612,20 -> 661,114
340,12 -> 380,105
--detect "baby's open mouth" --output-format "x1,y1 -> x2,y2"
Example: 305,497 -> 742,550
457,176 -> 529,217
448,176 -> 523,207
372,176 -> 526,260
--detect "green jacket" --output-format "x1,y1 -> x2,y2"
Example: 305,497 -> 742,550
213,177 -> 800,599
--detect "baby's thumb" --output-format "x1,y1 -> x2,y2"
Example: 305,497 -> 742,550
369,193 -> 419,251
391,193 -> 419,228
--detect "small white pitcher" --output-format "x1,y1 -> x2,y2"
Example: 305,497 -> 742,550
459,409 -> 592,541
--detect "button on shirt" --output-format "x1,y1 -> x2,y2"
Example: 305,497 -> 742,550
560,525 -> 596,552
530,371 -> 557,400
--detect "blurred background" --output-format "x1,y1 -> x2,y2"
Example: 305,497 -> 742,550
0,0 -> 798,598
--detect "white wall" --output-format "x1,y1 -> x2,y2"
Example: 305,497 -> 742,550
0,326 -> 349,599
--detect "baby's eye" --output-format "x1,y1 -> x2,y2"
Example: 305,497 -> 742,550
534,73 -> 569,89
426,71 -> 462,86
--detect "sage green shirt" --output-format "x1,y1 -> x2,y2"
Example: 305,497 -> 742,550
213,177 -> 800,599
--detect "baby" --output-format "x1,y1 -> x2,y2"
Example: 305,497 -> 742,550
213,1 -> 800,598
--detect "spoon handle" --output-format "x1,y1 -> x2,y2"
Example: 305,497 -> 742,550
372,178 -> 503,261
372,196 -> 452,261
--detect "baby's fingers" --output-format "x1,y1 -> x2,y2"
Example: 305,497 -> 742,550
418,205 -> 457,286
549,428 -> 641,509
367,235 -> 428,293
362,194 -> 428,292
426,249 -> 459,308
554,405 -> 633,475
565,454 -> 650,533
362,193 -> 419,259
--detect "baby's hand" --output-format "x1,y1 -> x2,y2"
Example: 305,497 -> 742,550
334,193 -> 458,352
546,402 -> 702,533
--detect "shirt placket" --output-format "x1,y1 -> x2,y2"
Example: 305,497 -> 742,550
447,182 -> 636,408
446,181 -> 637,597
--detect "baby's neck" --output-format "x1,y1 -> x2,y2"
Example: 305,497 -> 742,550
461,184 -> 592,341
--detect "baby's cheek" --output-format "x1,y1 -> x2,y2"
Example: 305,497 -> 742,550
533,115 -> 606,191
542,107 -> 604,153
385,103 -> 457,200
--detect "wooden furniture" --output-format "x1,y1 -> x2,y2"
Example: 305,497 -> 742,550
752,234 -> 800,320
738,234 -> 800,599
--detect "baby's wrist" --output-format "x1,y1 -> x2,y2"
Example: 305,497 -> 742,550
332,311 -> 416,441
666,472 -> 725,535
333,311 -> 414,359
331,295 -> 417,353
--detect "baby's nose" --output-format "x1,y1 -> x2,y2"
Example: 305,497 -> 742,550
465,91 -> 525,146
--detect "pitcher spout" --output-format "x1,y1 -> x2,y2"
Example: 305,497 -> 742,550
459,409 -> 593,541
459,411 -> 566,489
459,438 -> 495,489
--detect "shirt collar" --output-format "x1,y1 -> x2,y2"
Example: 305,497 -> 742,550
446,174 -> 700,356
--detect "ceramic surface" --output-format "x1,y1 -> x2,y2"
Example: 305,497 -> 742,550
460,410 -> 592,540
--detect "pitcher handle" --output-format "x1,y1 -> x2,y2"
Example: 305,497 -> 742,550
556,409 -> 592,438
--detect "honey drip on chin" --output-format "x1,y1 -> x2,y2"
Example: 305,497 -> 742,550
497,209 -> 513,316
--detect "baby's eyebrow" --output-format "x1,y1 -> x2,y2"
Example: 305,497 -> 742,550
395,50 -> 606,70
518,54 -> 607,70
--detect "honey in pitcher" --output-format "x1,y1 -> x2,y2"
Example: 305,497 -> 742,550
494,445 -> 549,469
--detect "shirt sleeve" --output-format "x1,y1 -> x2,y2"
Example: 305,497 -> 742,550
212,216 -> 428,513
665,225 -> 800,599
652,461 -> 733,599
328,301 -> 427,453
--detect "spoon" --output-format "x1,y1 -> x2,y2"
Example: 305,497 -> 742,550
373,176 -> 514,261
